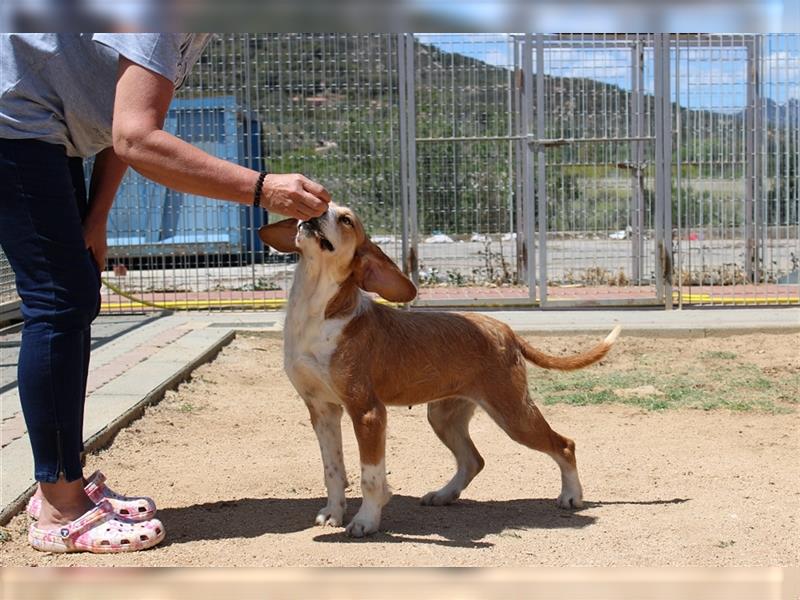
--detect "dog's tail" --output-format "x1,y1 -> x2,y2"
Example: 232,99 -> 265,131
518,325 -> 621,371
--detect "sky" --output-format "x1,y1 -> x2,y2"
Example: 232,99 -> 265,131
412,0 -> 792,33
3,0 -> 795,36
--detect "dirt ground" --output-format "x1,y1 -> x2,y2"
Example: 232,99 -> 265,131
1,330 -> 798,567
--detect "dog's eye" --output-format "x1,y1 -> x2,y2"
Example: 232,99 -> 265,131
340,216 -> 353,227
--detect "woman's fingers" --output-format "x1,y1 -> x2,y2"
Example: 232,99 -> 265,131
299,191 -> 328,217
301,177 -> 331,204
262,173 -> 330,219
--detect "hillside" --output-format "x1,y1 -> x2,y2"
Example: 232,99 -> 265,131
178,34 -> 796,234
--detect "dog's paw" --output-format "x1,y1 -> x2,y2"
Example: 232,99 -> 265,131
556,491 -> 583,509
345,516 -> 379,538
315,504 -> 345,527
420,489 -> 459,506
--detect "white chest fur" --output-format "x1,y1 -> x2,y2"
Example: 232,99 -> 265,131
283,261 -> 355,404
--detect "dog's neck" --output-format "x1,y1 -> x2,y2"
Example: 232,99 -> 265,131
287,255 -> 364,327
288,256 -> 342,318
284,255 -> 367,364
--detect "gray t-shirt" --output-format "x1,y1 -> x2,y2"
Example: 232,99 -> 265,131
0,33 -> 211,157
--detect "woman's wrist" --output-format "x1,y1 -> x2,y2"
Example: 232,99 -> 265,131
83,200 -> 113,225
253,170 -> 268,208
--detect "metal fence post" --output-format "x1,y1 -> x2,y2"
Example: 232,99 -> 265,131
535,33 -> 548,306
664,35 -> 674,309
405,35 -> 419,287
242,33 -> 259,288
630,40 -> 645,286
507,44 -> 515,269
654,34 -> 674,309
674,36 -> 683,309
397,34 -> 410,279
397,34 -> 419,286
755,34 -> 765,287
513,37 -> 525,281
745,35 -> 761,284
521,34 -> 536,300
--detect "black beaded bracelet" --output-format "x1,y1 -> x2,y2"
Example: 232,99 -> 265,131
253,170 -> 268,208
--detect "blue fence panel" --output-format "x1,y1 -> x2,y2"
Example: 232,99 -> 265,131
107,96 -> 266,259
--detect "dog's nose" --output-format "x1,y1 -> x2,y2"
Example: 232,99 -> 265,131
300,217 -> 321,232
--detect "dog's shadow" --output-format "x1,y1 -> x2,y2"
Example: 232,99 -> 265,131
157,495 -> 689,549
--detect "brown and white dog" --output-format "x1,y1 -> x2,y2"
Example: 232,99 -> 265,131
259,204 -> 620,537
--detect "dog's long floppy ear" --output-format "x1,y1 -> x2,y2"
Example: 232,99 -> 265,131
353,239 -> 417,302
258,219 -> 300,254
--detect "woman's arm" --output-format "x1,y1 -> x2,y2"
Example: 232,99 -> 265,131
111,57 -> 330,220
83,146 -> 129,271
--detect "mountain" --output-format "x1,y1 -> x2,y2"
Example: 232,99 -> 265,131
177,35 -> 796,234
761,97 -> 800,127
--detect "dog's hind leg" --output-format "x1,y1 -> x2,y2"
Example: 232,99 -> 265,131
479,385 -> 583,509
421,397 -> 484,506
345,401 -> 391,537
305,400 -> 348,527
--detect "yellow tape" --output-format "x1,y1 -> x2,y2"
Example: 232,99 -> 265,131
102,300 -> 288,311
101,278 -> 797,311
100,279 -> 402,311
679,293 -> 799,305
100,278 -> 287,311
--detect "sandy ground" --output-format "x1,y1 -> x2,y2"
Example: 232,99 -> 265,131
1,331 -> 798,567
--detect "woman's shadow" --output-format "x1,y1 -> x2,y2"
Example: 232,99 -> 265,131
156,495 -> 688,549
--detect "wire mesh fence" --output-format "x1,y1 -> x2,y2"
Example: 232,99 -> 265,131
100,33 -> 403,312
0,33 -> 797,315
670,34 -> 800,305
674,34 -> 800,305
412,35 -> 519,290
532,34 -> 661,305
415,33 -> 798,306
0,253 -> 15,304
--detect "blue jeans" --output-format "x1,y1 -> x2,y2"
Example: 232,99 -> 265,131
0,138 -> 100,483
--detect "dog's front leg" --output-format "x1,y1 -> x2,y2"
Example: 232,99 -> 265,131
346,402 -> 390,538
305,400 -> 348,527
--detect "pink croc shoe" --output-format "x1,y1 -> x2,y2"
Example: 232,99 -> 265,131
28,500 -> 164,553
26,471 -> 157,522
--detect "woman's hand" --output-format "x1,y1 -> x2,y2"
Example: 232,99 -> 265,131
261,173 -> 331,220
82,214 -> 108,273
83,147 -> 128,273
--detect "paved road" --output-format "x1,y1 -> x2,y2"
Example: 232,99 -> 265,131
94,237 -> 799,293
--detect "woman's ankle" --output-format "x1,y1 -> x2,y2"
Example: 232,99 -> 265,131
33,475 -> 89,498
36,477 -> 95,529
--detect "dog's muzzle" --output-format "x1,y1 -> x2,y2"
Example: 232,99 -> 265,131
300,218 -> 334,252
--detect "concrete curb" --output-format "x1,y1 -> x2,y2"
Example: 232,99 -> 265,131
0,328 -> 236,526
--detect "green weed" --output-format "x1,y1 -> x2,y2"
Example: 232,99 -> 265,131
528,356 -> 794,413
